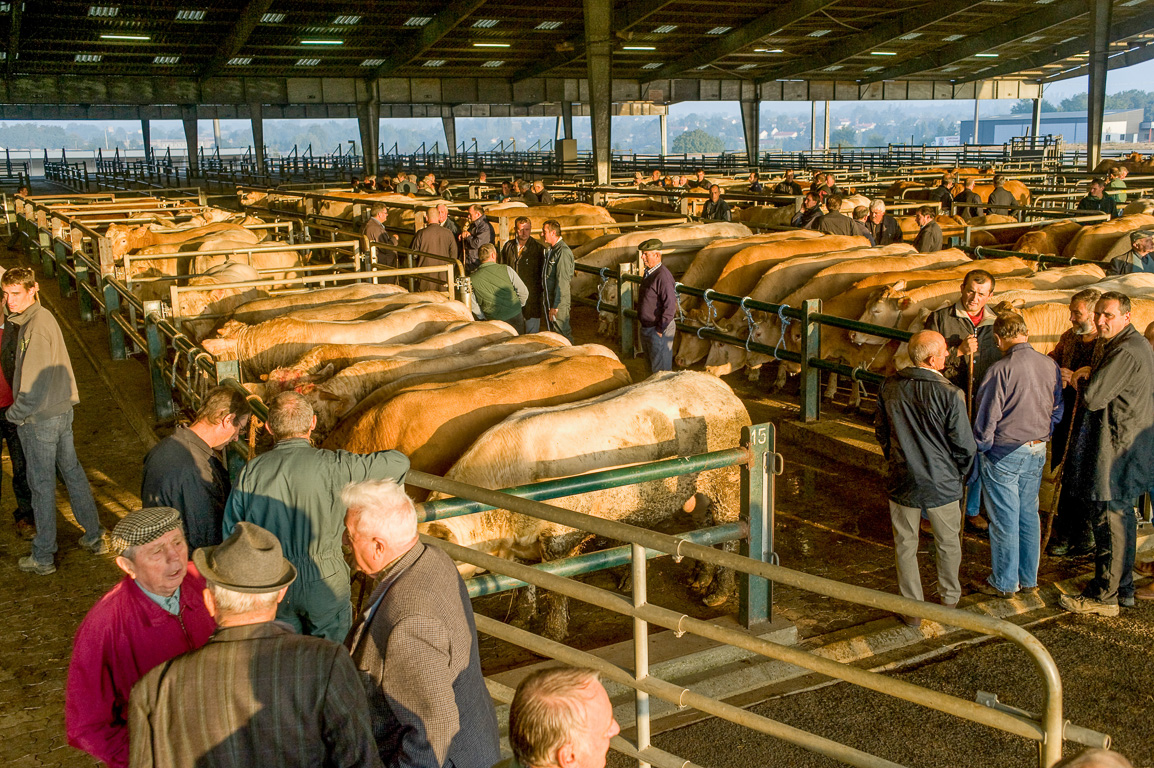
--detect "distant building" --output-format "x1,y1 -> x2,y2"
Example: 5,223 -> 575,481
934,136 -> 961,147
959,109 -> 1144,144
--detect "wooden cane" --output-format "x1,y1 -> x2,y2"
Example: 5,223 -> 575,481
1041,394 -> 1080,551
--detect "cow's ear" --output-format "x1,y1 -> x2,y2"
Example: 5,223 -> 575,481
890,279 -> 907,292
316,389 -> 343,402
899,297 -> 912,310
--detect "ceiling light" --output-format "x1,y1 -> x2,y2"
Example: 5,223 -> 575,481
694,64 -> 709,70
100,33 -> 150,40
295,58 -> 320,66
807,29 -> 831,37
536,21 -> 562,29
737,63 -> 758,70
227,56 -> 252,65
405,16 -> 432,26
653,25 -> 677,34
864,66 -> 883,72
898,32 -> 921,40
175,9 -> 205,20
1120,0 -> 1145,5
333,15 -> 360,24
707,26 -> 731,34
622,45 -> 656,50
642,62 -> 663,69
88,5 -> 119,16
1023,35 -> 1045,43
153,55 -> 180,64
943,34 -> 965,41
473,42 -> 510,48
823,64 -> 843,71
423,59 -> 446,67
260,12 -> 285,22
360,58 -> 385,66
974,52 -> 999,57
941,65 -> 960,71
301,39 -> 343,45
754,48 -> 784,53
481,60 -> 505,67
75,53 -> 103,62
871,51 -> 897,55
472,18 -> 500,28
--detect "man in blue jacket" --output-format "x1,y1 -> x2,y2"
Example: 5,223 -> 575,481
876,330 -> 976,627
637,239 -> 677,373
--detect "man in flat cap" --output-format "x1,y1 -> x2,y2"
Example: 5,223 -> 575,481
637,239 -> 676,374
65,507 -> 216,768
1107,230 -> 1154,276
129,522 -> 382,768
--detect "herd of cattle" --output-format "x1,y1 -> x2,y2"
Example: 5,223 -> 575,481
95,175 -> 1154,628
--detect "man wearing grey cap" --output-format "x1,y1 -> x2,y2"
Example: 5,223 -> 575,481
65,507 -> 215,768
129,522 -> 381,768
1107,230 -> 1154,276
637,239 -> 677,373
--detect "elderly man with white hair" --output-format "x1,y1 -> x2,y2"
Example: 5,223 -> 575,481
865,199 -> 903,245
343,479 -> 500,768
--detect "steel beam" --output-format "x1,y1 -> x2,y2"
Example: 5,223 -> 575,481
6,0 -> 22,79
140,118 -> 151,163
442,116 -> 457,158
811,101 -> 817,151
249,101 -> 265,173
646,0 -> 838,82
862,0 -> 1089,83
1043,39 -> 1154,82
372,0 -> 487,78
659,113 -> 668,156
356,97 -> 380,177
181,105 -> 198,173
199,0 -> 275,80
757,0 -> 980,83
1086,0 -> 1111,171
586,0 -> 612,186
561,100 -> 574,139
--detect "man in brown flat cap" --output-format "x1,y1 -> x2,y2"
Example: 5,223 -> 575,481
128,522 -> 381,768
637,239 -> 676,374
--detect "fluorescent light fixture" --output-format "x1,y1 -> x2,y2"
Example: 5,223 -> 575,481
472,18 -> 499,28
1121,0 -> 1145,5
100,33 -> 150,40
153,55 -> 180,64
423,59 -> 446,67
653,25 -> 677,34
943,34 -> 965,41
642,62 -> 663,69
404,16 -> 432,26
361,58 -> 385,66
823,64 -> 843,71
473,42 -> 510,47
227,56 -> 252,65
75,54 -> 103,62
535,21 -> 562,29
864,66 -> 883,72
898,32 -> 921,40
974,52 -> 999,57
295,58 -> 321,66
333,15 -> 360,24
694,64 -> 709,70
737,63 -> 758,70
481,60 -> 504,67
301,39 -> 343,45
941,65 -> 959,71
622,45 -> 656,50
88,5 -> 118,16
175,9 -> 205,20
754,48 -> 784,53
706,26 -> 731,34
871,51 -> 897,55
1023,35 -> 1045,43
807,29 -> 831,37
260,12 -> 285,22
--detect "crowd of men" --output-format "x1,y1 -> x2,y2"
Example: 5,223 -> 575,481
877,269 -> 1154,623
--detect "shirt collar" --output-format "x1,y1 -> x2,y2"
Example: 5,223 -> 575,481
138,583 -> 182,615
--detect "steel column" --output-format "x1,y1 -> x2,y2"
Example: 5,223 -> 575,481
739,423 -> 775,628
561,100 -> 574,140
618,262 -> 637,358
212,118 -> 222,150
811,101 -> 817,151
799,298 -> 821,423
740,99 -> 760,167
1086,0 -> 1112,171
144,307 -> 176,423
181,105 -> 198,174
1031,98 -> 1042,148
442,116 -> 457,158
585,0 -> 613,185
249,102 -> 266,174
823,101 -> 830,152
357,96 -> 381,177
141,119 -> 151,163
973,99 -> 981,145
659,113 -> 667,156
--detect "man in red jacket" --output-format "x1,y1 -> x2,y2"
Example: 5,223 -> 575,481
65,507 -> 216,768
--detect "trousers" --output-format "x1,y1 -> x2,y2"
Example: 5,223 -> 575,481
277,569 -> 353,644
889,499 -> 963,605
1080,500 -> 1138,604
978,443 -> 1046,593
641,320 -> 676,373
0,407 -> 33,523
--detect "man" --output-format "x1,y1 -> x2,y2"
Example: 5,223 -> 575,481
953,177 -> 983,221
645,169 -> 665,188
418,173 -> 438,196
1047,289 -> 1101,558
1107,229 -> 1154,276
687,169 -> 710,191
500,215 -> 547,332
637,239 -> 676,374
924,269 -> 1000,533
458,203 -> 495,274
791,192 -> 823,229
985,174 -> 1017,216
773,169 -> 803,196
129,522 -> 381,768
470,243 -> 529,334
541,219 -> 575,342
1054,749 -> 1134,768
502,667 -> 621,768
363,204 -> 400,269
412,203 -> 460,292
970,312 -> 1063,599
343,479 -> 500,768
498,181 -> 513,201
4,267 -> 106,575
528,180 -> 555,206
929,174 -> 954,215
1060,292 -> 1154,616
747,171 -> 763,194
816,194 -> 856,236
852,206 -> 876,245
223,391 -> 409,642
822,172 -> 843,197
513,178 -> 528,198
141,387 -> 251,549
702,184 -> 731,222
875,330 -> 976,626
66,508 -> 216,768
1075,178 -> 1119,218
866,199 -> 903,245
912,206 -> 943,253
0,303 -> 33,540
1106,165 -> 1129,205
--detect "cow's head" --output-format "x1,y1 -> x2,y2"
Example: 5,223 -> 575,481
849,283 -> 910,346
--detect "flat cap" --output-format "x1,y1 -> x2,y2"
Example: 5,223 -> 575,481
638,238 -> 664,252
1130,230 -> 1154,242
111,507 -> 183,554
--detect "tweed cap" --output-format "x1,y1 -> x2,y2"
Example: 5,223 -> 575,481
638,238 -> 664,253
111,507 -> 183,554
1130,230 -> 1154,243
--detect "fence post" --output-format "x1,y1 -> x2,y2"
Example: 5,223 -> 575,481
739,423 -> 775,629
799,298 -> 821,423
54,237 -> 72,297
103,279 -> 127,360
144,302 -> 176,423
619,262 -> 636,359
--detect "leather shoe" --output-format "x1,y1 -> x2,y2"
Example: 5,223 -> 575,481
1058,594 -> 1120,617
898,614 -> 922,628
965,515 -> 989,534
971,580 -> 1014,599
1135,560 -> 1154,578
1136,584 -> 1154,600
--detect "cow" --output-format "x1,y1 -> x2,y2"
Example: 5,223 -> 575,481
200,300 -> 474,378
1061,214 -> 1154,261
487,203 -> 620,247
1011,221 -> 1082,256
605,197 -> 678,223
320,354 -> 633,499
225,283 -> 409,326
420,370 -> 751,639
981,298 -> 1154,357
268,291 -> 450,324
105,221 -> 261,260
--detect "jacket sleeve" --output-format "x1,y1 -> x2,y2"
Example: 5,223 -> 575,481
890,218 -> 903,243
720,200 -> 731,222
334,449 -> 411,485
971,371 -> 1003,454
658,273 -> 677,329
66,622 -> 130,768
322,651 -> 386,768
552,248 -> 574,314
873,388 -> 892,460
1049,363 -> 1065,435
507,266 -> 530,308
1083,347 -> 1141,412
127,671 -> 157,768
379,615 -> 459,768
946,388 -> 978,475
220,469 -> 247,539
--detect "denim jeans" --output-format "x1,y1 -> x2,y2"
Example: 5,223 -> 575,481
978,442 -> 1047,593
18,409 -> 102,562
641,320 -> 676,373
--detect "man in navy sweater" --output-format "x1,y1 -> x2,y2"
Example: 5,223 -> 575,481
637,239 -> 677,374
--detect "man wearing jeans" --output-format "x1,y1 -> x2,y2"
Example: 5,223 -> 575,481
637,239 -> 676,374
3,267 -> 106,575
970,313 -> 1063,599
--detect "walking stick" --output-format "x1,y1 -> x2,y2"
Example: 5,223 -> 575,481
1041,394 -> 1079,551
961,351 -> 975,529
